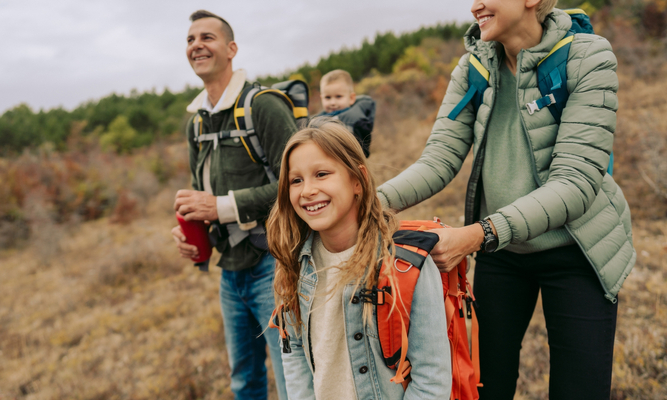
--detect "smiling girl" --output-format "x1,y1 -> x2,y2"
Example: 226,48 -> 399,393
266,119 -> 452,399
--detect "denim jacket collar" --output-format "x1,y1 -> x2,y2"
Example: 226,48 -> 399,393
298,231 -> 315,262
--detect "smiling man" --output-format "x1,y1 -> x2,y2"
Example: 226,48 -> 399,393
170,10 -> 295,400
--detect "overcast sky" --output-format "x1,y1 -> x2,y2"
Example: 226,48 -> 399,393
0,0 -> 474,114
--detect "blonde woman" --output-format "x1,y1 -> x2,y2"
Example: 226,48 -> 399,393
377,1 -> 635,398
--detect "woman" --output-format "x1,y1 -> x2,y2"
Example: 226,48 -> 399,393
377,1 -> 635,399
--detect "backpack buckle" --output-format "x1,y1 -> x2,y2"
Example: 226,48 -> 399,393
526,93 -> 556,115
359,286 -> 391,305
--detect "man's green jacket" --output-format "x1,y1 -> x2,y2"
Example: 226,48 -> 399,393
186,70 -> 297,271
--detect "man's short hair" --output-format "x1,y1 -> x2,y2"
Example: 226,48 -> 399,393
320,69 -> 354,91
189,10 -> 234,43
536,0 -> 558,23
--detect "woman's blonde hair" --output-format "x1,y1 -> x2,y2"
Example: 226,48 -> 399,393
536,0 -> 558,23
266,118 -> 397,331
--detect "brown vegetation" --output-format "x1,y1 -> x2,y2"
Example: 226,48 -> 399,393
1,17 -> 666,400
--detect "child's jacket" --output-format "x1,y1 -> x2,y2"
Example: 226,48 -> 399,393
318,95 -> 375,157
281,234 -> 452,399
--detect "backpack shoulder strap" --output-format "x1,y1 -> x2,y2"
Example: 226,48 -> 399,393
531,10 -> 614,174
528,32 -> 574,121
529,9 -> 594,120
361,228 -> 439,388
448,54 -> 490,120
232,85 -> 286,183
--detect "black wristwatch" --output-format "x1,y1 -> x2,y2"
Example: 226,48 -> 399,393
477,219 -> 498,253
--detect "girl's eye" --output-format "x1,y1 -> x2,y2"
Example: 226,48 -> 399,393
290,177 -> 302,185
316,172 -> 329,178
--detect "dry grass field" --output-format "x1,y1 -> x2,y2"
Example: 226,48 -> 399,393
1,36 -> 666,400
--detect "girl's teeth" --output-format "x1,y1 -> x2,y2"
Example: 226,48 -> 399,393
306,203 -> 327,211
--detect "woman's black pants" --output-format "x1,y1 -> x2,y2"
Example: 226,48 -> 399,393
474,245 -> 618,400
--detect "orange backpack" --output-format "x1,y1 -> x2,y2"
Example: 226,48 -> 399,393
361,218 -> 481,399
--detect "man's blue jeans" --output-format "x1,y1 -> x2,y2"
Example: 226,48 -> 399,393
219,253 -> 287,400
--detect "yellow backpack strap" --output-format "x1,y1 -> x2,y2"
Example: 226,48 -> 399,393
564,8 -> 587,15
233,86 -> 279,183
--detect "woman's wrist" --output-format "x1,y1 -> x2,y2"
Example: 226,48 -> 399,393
466,223 -> 486,253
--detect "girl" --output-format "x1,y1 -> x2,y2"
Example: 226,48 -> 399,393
266,119 -> 452,399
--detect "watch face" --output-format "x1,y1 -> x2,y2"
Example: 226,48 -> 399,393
484,234 -> 499,253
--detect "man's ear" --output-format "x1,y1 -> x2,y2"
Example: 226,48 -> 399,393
227,41 -> 238,60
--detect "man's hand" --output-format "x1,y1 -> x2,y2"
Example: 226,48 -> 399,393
428,224 -> 485,273
171,225 -> 200,260
174,190 -> 218,221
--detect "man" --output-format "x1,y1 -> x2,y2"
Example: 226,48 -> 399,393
171,10 -> 295,400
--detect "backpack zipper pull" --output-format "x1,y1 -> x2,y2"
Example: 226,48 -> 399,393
465,296 -> 473,319
282,336 -> 291,354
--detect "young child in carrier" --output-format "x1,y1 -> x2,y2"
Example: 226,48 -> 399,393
318,69 -> 375,157
266,119 -> 452,399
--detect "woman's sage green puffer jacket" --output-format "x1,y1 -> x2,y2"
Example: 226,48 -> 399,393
377,9 -> 635,302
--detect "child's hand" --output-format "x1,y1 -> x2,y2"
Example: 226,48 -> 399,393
428,224 -> 485,273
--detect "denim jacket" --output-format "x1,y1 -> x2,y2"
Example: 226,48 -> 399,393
281,234 -> 452,399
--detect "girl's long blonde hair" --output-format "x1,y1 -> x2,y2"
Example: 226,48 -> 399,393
266,119 -> 397,331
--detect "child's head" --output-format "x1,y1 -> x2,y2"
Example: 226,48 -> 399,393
267,118 -> 397,328
275,118 -> 371,238
320,70 -> 356,113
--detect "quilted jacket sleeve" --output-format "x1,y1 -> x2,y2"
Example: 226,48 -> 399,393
377,55 -> 476,211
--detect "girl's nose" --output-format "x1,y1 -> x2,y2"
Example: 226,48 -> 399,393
301,180 -> 318,198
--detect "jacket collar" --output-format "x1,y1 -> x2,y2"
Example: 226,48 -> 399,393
464,9 -> 572,72
186,69 -> 247,113
298,232 -> 315,262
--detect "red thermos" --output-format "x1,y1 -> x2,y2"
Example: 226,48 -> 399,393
176,212 -> 212,271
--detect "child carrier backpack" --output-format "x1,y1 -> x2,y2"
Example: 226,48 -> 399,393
447,9 -> 614,176
193,79 -> 309,183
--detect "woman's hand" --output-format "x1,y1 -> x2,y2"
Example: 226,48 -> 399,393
427,224 -> 485,273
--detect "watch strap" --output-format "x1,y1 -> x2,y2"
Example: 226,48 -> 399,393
476,219 -> 497,252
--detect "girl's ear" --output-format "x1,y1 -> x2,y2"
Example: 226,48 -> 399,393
355,165 -> 369,196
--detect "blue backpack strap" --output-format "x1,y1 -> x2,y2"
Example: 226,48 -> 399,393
448,54 -> 489,120
531,9 -> 614,175
529,9 -> 595,120
528,33 -> 573,121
